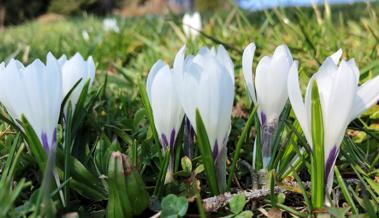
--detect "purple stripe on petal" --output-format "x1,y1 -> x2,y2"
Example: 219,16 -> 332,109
325,145 -> 338,182
53,128 -> 57,145
212,141 -> 219,160
161,134 -> 169,147
185,116 -> 195,138
185,116 -> 191,130
184,116 -> 194,159
260,112 -> 267,126
261,120 -> 277,158
169,129 -> 176,151
41,132 -> 49,152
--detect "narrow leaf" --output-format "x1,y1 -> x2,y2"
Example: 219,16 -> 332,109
195,109 -> 219,195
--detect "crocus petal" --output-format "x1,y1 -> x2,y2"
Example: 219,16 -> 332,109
287,61 -> 311,144
147,59 -> 166,99
325,145 -> 339,194
351,75 -> 379,119
174,45 -> 234,153
312,57 -> 338,111
242,42 -> 257,104
330,49 -> 342,64
149,63 -> 184,147
58,55 -> 67,66
0,53 -> 62,151
216,45 -> 234,83
255,44 -> 292,122
324,60 -> 357,158
61,53 -> 96,112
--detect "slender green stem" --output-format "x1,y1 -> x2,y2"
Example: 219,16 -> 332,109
193,182 -> 206,218
195,109 -> 219,195
334,166 -> 358,214
64,103 -> 74,207
227,105 -> 258,190
153,150 -> 170,196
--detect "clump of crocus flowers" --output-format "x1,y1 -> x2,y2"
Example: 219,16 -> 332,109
0,52 -> 95,152
146,43 -> 379,208
1,39 -> 379,212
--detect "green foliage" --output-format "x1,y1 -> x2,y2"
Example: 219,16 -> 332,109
195,109 -> 219,195
225,194 -> 253,218
181,156 -> 192,174
0,135 -> 31,217
161,194 -> 189,218
228,105 -> 258,190
229,193 -> 246,214
310,80 -> 325,209
107,151 -> 149,217
107,152 -> 133,218
48,0 -> 97,15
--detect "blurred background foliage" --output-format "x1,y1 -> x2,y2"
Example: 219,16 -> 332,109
0,0 -> 228,26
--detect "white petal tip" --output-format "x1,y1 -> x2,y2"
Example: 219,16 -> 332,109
330,49 -> 343,64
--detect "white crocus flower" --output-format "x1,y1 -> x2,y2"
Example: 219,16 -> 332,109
103,18 -> 120,33
182,12 -> 202,39
173,45 -> 234,192
242,43 -> 293,169
287,49 -> 379,197
0,53 -> 62,151
59,53 -> 95,113
147,60 -> 185,182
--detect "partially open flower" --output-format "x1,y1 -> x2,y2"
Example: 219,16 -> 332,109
0,53 -> 63,151
288,49 -> 379,197
173,45 -> 234,192
59,53 -> 95,113
242,43 -> 293,168
147,59 -> 184,182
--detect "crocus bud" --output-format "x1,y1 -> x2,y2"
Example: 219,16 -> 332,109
147,60 -> 185,183
173,45 -> 234,192
59,53 -> 95,113
0,53 -> 62,152
107,151 -> 149,217
287,49 -> 379,199
242,43 -> 293,168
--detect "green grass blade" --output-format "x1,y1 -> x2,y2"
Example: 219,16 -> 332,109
254,115 -> 263,170
291,167 -> 312,213
195,109 -> 219,195
227,105 -> 258,190
20,115 -> 46,169
138,83 -> 162,161
153,150 -> 170,196
268,102 -> 291,170
310,80 -> 325,209
334,166 -> 358,214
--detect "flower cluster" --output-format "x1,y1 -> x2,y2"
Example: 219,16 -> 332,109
147,43 -> 379,197
0,53 -> 95,152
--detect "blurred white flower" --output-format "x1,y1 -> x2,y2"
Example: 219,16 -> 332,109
103,18 -> 120,33
58,53 -> 95,113
173,45 -> 234,191
242,43 -> 293,168
82,30 -> 90,41
0,53 -> 62,151
288,49 -> 379,196
182,12 -> 202,39
147,60 -> 184,181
